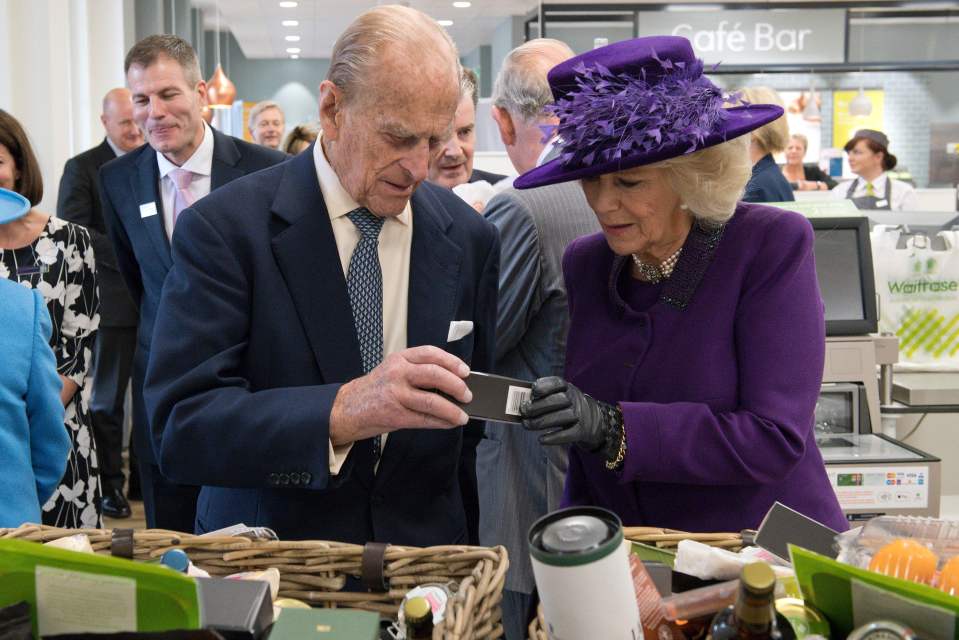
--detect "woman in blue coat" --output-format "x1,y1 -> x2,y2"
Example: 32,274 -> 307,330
0,273 -> 70,528
740,86 -> 795,204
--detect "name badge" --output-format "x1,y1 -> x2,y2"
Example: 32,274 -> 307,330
17,264 -> 49,276
876,199 -> 889,208
139,202 -> 158,218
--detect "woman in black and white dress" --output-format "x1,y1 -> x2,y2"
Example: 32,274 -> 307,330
0,110 -> 102,528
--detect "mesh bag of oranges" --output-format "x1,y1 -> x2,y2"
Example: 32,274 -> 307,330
836,516 -> 959,595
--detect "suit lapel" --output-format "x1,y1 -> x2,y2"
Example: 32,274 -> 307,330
269,149 -> 363,384
210,127 -> 244,191
375,185 -> 463,483
132,147 -> 173,271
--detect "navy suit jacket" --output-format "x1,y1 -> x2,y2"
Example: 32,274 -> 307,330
743,153 -> 795,204
142,147 -> 500,545
99,127 -> 287,464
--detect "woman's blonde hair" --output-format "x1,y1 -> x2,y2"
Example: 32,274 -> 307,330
738,86 -> 789,155
645,136 -> 751,225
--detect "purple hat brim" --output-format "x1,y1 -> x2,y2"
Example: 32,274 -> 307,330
514,104 -> 784,190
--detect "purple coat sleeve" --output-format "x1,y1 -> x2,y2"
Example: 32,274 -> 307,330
615,214 -> 824,486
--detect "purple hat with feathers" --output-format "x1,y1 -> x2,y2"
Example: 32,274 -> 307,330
514,36 -> 784,190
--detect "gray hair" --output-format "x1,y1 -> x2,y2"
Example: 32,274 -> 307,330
327,5 -> 459,106
492,38 -> 574,122
125,34 -> 202,87
248,100 -> 284,132
461,67 -> 478,107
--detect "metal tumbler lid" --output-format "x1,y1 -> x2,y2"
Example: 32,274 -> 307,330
541,515 -> 609,554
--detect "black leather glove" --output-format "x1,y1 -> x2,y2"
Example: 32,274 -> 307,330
520,376 -> 624,462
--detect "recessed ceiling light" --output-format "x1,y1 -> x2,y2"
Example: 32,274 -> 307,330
286,47 -> 301,54
281,20 -> 299,27
278,1 -> 297,8
453,1 -> 471,7
290,54 -> 300,59
438,19 -> 453,26
285,35 -> 300,42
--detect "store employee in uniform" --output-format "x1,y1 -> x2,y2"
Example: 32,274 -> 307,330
832,129 -> 919,211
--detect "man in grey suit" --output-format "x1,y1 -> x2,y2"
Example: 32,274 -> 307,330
476,39 -> 600,640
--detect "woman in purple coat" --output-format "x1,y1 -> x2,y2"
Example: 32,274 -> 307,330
514,36 -> 848,533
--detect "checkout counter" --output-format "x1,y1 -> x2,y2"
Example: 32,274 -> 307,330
811,215 -> 943,522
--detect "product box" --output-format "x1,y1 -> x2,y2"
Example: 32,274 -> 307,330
265,608 -> 379,640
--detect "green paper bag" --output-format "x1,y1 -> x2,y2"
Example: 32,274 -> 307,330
0,538 -> 200,638
790,544 -> 959,639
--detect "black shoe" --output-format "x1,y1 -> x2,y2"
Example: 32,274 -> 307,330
101,487 -> 132,519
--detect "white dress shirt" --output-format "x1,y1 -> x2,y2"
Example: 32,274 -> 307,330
105,136 -> 126,158
156,123 -> 214,241
831,172 -> 920,211
313,137 -> 413,473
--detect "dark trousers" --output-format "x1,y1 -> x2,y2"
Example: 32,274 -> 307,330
89,326 -> 136,492
132,352 -> 200,533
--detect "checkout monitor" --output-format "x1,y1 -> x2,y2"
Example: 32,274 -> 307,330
810,216 -> 879,336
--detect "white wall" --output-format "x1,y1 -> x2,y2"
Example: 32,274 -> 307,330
0,0 -> 127,213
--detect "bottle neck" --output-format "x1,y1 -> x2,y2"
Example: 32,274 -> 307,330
734,588 -> 775,632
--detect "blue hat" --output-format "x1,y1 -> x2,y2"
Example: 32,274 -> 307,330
514,36 -> 784,190
0,188 -> 30,224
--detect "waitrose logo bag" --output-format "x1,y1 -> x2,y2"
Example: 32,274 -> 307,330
872,225 -> 959,371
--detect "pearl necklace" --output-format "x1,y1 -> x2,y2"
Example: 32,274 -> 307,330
631,247 -> 682,283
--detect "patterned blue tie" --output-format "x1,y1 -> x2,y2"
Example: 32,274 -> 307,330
346,207 -> 386,461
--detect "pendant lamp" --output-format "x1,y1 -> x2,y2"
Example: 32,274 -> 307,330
207,4 -> 236,109
802,71 -> 820,120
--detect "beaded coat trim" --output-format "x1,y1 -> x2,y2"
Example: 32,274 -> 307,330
608,220 -> 726,311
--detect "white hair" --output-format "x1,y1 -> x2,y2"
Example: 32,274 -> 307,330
651,137 -> 752,225
326,5 -> 459,105
491,38 -> 574,122
247,100 -> 283,132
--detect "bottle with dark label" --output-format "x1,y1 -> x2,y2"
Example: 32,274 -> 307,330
708,563 -> 783,640
404,596 -> 434,639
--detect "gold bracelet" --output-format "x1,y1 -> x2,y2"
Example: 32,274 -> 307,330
605,413 -> 627,471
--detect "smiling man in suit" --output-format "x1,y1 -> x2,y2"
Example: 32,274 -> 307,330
57,87 -> 144,520
142,5 -> 499,546
100,35 -> 287,532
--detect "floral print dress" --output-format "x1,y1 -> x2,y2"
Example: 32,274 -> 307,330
0,216 -> 102,528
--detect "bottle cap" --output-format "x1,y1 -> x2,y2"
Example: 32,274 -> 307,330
404,596 -> 432,623
741,562 -> 775,594
161,548 -> 190,573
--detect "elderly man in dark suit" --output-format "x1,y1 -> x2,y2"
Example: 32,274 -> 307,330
57,88 -> 144,519
477,38 -> 602,640
100,35 -> 286,532
143,5 -> 498,546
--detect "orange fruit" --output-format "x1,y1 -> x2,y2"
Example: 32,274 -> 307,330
938,556 -> 959,596
869,539 -> 938,584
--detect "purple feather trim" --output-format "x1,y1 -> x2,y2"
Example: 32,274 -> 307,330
548,53 -> 741,168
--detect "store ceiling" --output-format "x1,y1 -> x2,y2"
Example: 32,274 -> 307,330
192,0 -> 540,60
192,0 -> 959,60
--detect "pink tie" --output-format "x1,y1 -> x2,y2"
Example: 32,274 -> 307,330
170,168 -> 195,226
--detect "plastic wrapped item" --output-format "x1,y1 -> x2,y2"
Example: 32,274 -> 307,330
674,539 -> 795,581
836,515 -> 959,590
43,534 -> 93,554
225,567 -> 280,600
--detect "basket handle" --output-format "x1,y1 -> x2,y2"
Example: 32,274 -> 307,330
361,542 -> 390,592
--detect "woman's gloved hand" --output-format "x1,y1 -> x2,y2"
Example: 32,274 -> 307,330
520,377 -> 624,463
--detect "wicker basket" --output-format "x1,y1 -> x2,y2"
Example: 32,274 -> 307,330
526,528 -> 744,639
1,524 -> 508,640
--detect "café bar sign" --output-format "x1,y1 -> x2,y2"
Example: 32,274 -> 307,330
638,9 -> 847,65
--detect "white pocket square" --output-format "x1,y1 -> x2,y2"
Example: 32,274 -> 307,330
447,320 -> 474,342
